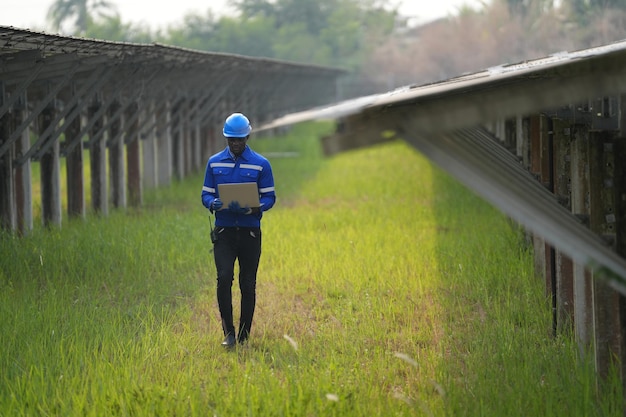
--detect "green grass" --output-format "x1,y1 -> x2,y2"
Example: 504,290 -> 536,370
0,122 -> 622,416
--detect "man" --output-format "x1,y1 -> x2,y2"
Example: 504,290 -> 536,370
201,112 -> 276,348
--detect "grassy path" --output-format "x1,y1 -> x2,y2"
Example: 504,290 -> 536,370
0,122 -> 622,416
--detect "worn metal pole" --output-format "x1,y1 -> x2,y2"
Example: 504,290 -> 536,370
201,124 -> 213,164
589,130 -> 621,382
157,100 -> 172,187
90,95 -> 108,215
552,117 -> 575,331
142,101 -> 157,190
515,115 -> 524,160
39,101 -> 62,228
66,101 -> 85,219
570,124 -> 594,353
206,110 -> 220,158
529,114 -> 556,330
126,102 -> 142,208
616,95 -> 626,395
192,110 -> 202,172
0,88 -> 15,231
171,101 -> 184,181
109,99 -> 125,209
182,100 -> 192,177
14,93 -> 32,234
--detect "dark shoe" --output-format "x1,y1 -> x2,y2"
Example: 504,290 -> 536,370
238,335 -> 248,345
221,334 -> 236,348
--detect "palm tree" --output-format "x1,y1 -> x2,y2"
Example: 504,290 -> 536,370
47,0 -> 118,35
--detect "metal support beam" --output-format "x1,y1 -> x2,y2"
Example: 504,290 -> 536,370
397,124 -> 626,292
589,131 -> 621,382
172,100 -> 185,180
191,105 -> 202,172
157,100 -> 172,186
0,91 -> 16,231
13,93 -> 32,234
39,103 -> 62,227
142,101 -> 158,190
0,62 -> 80,160
89,97 -> 107,215
109,100 -> 125,209
33,65 -> 114,160
553,117 -> 575,331
0,56 -> 44,119
71,69 -> 139,155
618,96 -> 626,396
126,102 -> 142,207
570,124 -> 594,352
531,114 -> 556,333
183,100 -> 192,176
66,100 -> 85,219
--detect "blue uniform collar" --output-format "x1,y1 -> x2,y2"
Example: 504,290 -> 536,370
224,145 -> 250,162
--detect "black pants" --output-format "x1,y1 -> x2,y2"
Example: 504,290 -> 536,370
213,226 -> 262,341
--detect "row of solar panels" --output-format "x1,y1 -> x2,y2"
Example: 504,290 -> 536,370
0,25 -> 345,163
258,38 -> 626,292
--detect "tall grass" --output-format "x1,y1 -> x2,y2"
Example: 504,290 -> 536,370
0,122 -> 622,416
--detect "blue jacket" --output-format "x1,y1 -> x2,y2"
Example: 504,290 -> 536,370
202,146 -> 276,228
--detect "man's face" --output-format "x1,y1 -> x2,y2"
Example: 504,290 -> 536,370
227,136 -> 248,156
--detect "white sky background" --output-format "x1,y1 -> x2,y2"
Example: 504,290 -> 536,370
1,0 -> 487,31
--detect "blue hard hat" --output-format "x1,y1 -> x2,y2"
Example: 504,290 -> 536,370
223,113 -> 252,137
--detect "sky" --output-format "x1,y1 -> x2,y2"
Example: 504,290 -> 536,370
0,0 -> 487,31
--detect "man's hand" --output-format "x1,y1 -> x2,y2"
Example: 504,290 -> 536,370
211,198 -> 223,211
228,201 -> 251,214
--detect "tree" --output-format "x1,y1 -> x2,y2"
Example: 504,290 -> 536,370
165,12 -> 277,57
568,0 -> 626,11
501,0 -> 555,21
234,0 -> 339,34
210,16 -> 276,58
163,0 -> 400,70
84,15 -> 153,43
165,12 -> 220,52
273,22 -> 333,64
47,0 -> 118,35
561,0 -> 626,25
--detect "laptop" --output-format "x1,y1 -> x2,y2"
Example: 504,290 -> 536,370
217,182 -> 260,209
